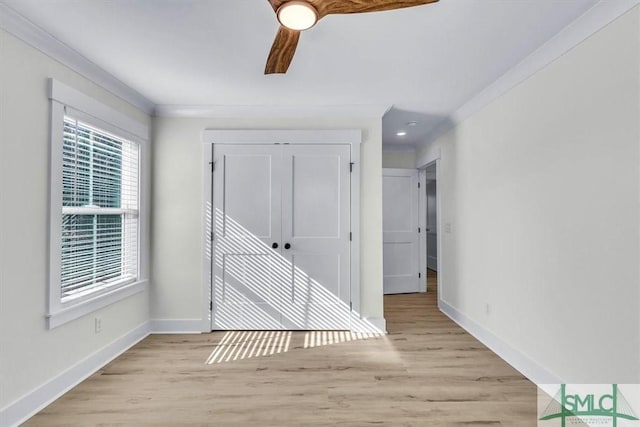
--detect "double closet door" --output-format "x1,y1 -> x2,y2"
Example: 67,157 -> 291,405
212,144 -> 351,330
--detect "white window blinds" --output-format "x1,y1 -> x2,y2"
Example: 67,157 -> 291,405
61,116 -> 139,301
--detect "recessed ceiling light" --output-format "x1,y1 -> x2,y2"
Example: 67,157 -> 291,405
396,131 -> 407,137
406,121 -> 418,127
277,1 -> 318,31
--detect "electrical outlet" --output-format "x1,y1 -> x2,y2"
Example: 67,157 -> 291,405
94,317 -> 102,333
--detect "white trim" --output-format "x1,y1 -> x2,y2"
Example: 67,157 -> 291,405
365,317 -> 386,333
201,129 -> 363,332
0,4 -> 153,114
47,281 -> 148,329
155,104 -> 390,119
47,81 -> 150,329
0,321 -> 150,427
48,100 -> 65,317
202,129 -> 362,145
438,299 -> 563,385
417,0 -> 640,150
350,317 -> 387,334
417,153 -> 442,296
149,319 -> 203,334
202,143 -> 214,332
418,169 -> 427,292
49,79 -> 149,141
138,131 -> 151,289
415,146 -> 441,169
350,139 -> 362,320
435,160 -> 443,297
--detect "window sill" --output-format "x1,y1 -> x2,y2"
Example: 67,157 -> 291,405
46,279 -> 148,329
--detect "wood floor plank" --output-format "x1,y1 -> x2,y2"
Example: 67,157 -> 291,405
23,271 -> 537,426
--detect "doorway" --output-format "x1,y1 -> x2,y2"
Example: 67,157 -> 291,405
424,163 -> 438,292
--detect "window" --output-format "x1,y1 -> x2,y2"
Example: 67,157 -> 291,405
48,79 -> 148,328
61,117 -> 139,301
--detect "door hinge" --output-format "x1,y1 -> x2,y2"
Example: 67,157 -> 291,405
350,302 -> 353,311
350,162 -> 354,173
349,232 -> 352,241
209,161 -> 214,172
419,272 -> 421,278
418,227 -> 421,233
209,301 -> 213,311
210,231 -> 214,241
418,182 -> 421,189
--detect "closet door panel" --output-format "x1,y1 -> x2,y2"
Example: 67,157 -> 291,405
281,145 -> 351,330
291,155 -> 341,238
286,253 -> 349,329
212,145 -> 283,330
215,254 -> 282,330
223,154 -> 273,238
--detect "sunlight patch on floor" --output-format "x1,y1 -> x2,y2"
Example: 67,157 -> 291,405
206,330 -> 383,364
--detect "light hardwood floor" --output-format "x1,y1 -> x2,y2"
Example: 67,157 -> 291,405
25,270 -> 537,426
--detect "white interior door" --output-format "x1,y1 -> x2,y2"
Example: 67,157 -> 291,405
383,168 -> 420,294
212,144 -> 351,330
213,145 -> 283,329
280,145 -> 351,329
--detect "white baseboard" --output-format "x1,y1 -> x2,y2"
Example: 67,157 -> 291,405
3,314 -> 391,426
350,316 -> 387,333
438,298 -> 563,385
365,317 -> 387,334
149,319 -> 203,334
0,321 -> 150,427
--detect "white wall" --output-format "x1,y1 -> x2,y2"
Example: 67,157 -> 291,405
382,150 -> 416,169
0,29 -> 151,410
418,7 -> 640,383
152,117 -> 384,324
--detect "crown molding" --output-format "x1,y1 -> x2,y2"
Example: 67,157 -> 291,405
0,3 -> 155,114
202,129 -> 362,145
154,104 -> 391,119
417,0 -> 640,151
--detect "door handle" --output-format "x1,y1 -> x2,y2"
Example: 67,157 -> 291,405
284,243 -> 291,250
272,242 -> 279,249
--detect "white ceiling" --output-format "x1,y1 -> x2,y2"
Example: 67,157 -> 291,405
3,0 -> 600,147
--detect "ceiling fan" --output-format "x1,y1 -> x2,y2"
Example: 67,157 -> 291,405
265,0 -> 439,74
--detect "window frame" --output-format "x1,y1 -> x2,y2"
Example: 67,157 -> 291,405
47,79 -> 149,329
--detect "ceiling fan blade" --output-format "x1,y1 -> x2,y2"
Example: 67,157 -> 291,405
309,0 -> 438,18
265,26 -> 301,74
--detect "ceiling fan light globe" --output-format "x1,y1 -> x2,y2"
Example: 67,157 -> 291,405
277,1 -> 318,31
